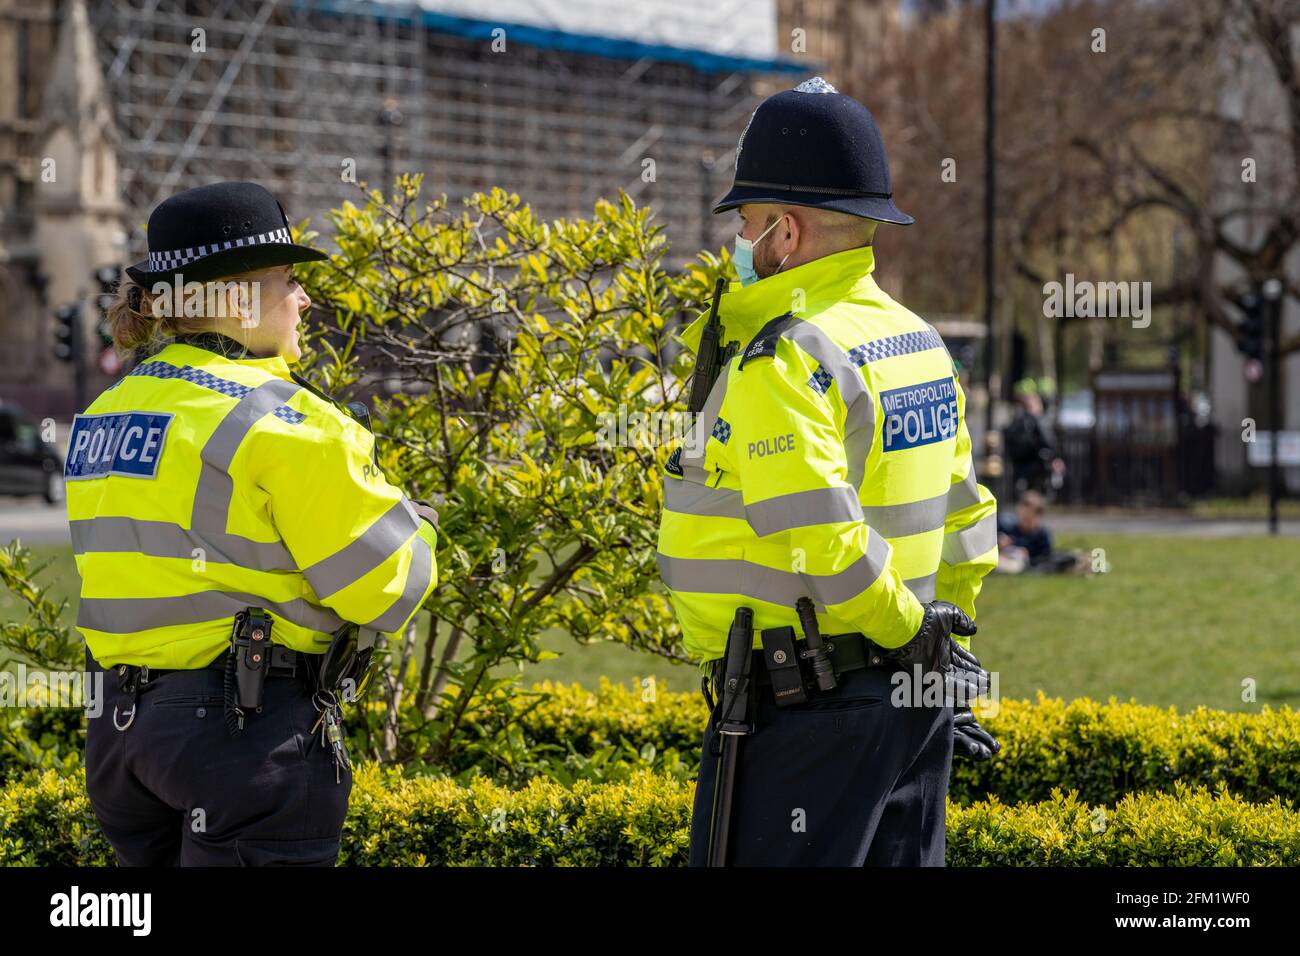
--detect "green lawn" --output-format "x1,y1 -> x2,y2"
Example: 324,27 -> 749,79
5,534 -> 1297,712
975,534 -> 1299,712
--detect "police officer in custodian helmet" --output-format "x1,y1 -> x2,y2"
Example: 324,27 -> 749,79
658,78 -> 1002,866
68,181 -> 439,865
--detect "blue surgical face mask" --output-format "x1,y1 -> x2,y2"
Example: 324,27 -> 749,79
734,215 -> 788,287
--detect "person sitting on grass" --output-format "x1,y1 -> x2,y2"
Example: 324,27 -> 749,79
997,491 -> 1085,574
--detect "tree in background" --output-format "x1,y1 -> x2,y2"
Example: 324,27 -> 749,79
294,179 -> 721,773
791,0 -> 1297,386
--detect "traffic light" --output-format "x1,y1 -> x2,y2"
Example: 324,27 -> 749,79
1237,291 -> 1265,360
53,302 -> 82,364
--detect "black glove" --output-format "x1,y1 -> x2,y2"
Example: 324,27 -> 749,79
949,638 -> 992,705
953,705 -> 1001,761
885,601 -> 987,704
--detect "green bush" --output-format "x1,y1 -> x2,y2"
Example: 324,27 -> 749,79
0,769 -> 113,866
9,685 -> 1300,812
294,182 -> 718,769
947,784 -> 1300,866
0,707 -> 84,786
4,765 -> 1298,867
341,765 -> 692,866
517,687 -> 1300,809
947,695 -> 1300,809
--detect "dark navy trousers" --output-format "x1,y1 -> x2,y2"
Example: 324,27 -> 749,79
84,651 -> 351,866
689,663 -> 953,866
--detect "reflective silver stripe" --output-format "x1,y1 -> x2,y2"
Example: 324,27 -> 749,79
942,511 -> 998,565
662,477 -> 746,521
657,528 -> 890,608
364,528 -> 434,632
77,590 -> 344,635
905,572 -> 937,603
779,320 -> 876,490
304,497 -> 422,600
862,490 -> 949,539
947,468 -> 981,514
745,485 -> 863,537
191,378 -> 302,533
679,365 -> 731,482
665,479 -> 866,538
69,517 -> 296,571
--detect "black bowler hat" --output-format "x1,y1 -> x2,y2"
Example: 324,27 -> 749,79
713,77 -> 913,225
125,181 -> 328,285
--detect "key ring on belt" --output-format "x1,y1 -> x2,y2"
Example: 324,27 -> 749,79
112,663 -> 150,732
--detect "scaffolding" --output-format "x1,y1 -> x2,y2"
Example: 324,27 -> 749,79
84,0 -> 805,262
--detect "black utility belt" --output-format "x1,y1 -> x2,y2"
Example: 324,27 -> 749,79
709,631 -> 895,707
115,645 -> 309,689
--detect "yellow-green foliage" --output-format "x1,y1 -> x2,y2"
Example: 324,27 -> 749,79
342,764 -> 692,866
947,695 -> 1300,807
521,678 -> 704,754
515,686 -> 1300,807
0,769 -> 114,866
6,687 -> 1299,811
6,765 -> 1296,866
947,784 -> 1300,866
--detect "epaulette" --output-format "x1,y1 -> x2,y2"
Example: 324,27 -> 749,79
665,446 -> 684,476
739,312 -> 797,369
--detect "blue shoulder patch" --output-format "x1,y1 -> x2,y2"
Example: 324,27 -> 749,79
880,377 -> 958,452
65,411 -> 174,480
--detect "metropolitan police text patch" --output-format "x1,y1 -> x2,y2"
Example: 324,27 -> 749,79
66,412 -> 174,480
880,377 -> 958,452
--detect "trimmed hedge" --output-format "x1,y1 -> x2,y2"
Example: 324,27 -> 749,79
0,768 -> 114,866
8,686 -> 1300,810
4,766 -> 1298,867
342,765 -> 692,866
0,706 -> 85,785
518,683 -> 1300,808
947,785 -> 1300,866
947,696 -> 1300,809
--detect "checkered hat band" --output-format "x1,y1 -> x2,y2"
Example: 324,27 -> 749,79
147,227 -> 293,272
129,361 -> 306,424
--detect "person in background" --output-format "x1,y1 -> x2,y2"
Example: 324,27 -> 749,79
1003,385 -> 1065,498
998,491 -> 1082,574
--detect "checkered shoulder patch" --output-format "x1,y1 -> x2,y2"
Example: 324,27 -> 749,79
847,328 -> 945,367
128,361 -> 306,424
711,417 -> 732,444
808,365 -> 834,395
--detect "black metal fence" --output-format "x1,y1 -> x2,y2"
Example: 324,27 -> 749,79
1054,420 -> 1225,507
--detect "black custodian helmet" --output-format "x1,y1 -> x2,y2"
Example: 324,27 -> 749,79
713,77 -> 913,226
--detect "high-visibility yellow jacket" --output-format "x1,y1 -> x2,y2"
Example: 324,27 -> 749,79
65,334 -> 438,669
657,246 -> 996,663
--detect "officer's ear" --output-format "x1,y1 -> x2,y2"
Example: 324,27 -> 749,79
775,209 -> 801,257
221,283 -> 247,327
774,210 -> 795,244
